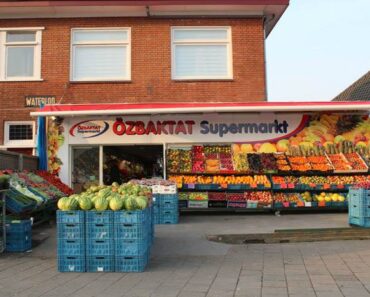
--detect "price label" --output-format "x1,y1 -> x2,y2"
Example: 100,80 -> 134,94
318,201 -> 326,207
251,183 -> 257,188
283,202 -> 290,208
323,184 -> 330,189
309,183 -> 316,189
337,184 -> 344,189
221,183 -> 228,189
281,183 -> 288,189
187,183 -> 195,189
288,183 -> 295,189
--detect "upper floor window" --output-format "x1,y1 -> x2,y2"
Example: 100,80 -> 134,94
71,28 -> 131,81
0,28 -> 43,81
4,121 -> 35,147
171,27 -> 233,80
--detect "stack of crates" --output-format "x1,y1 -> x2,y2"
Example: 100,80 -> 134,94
57,211 -> 85,272
6,219 -> 32,252
57,207 -> 153,272
86,211 -> 114,272
155,194 -> 179,224
348,188 -> 370,227
114,207 -> 151,272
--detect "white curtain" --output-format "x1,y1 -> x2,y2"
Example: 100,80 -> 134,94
7,46 -> 34,77
74,46 -> 127,80
175,45 -> 228,77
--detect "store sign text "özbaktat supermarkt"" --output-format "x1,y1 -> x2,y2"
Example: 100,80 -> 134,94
67,114 -> 309,144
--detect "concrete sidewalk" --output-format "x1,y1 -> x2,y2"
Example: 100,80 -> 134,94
2,213 -> 370,297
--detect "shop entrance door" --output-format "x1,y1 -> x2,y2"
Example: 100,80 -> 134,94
103,145 -> 164,185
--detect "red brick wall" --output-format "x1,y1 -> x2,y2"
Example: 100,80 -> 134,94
0,17 -> 266,144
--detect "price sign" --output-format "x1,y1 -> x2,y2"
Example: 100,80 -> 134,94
187,183 -> 195,189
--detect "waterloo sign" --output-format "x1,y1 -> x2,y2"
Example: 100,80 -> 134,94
67,113 -> 309,144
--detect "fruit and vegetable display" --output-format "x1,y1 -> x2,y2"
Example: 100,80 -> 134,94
273,192 -> 347,205
168,174 -> 271,188
164,113 -> 370,211
272,175 -> 370,189
47,117 -> 65,174
2,170 -> 72,214
58,182 -> 151,211
244,191 -> 273,205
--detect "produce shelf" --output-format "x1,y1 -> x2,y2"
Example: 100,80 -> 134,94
178,188 -> 271,192
180,207 -> 272,213
272,188 -> 349,193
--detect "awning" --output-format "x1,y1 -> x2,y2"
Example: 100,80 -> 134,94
30,101 -> 370,117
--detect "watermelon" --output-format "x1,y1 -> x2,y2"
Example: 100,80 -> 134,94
79,196 -> 92,210
66,198 -> 79,210
124,196 -> 136,210
57,197 -> 69,211
109,197 -> 123,211
94,197 -> 108,211
135,196 -> 148,210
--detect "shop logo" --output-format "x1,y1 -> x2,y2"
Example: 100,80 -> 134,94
69,120 -> 109,138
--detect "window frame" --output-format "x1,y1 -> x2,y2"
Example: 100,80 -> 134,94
171,26 -> 233,81
0,27 -> 43,82
70,27 -> 132,82
4,121 -> 36,148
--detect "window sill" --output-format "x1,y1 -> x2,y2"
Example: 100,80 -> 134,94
70,80 -> 132,84
0,78 -> 43,82
1,145 -> 36,149
173,78 -> 234,82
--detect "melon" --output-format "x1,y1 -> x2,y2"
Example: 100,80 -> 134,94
135,196 -> 148,210
109,197 -> 123,211
66,198 -> 79,210
79,196 -> 92,210
57,197 -> 69,211
124,196 -> 136,210
94,197 -> 108,211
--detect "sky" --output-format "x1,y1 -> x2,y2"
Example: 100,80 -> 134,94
266,0 -> 370,102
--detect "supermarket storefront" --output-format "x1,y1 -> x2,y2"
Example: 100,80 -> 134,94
32,101 -> 370,212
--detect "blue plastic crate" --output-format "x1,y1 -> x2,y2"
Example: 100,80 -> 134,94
349,188 -> 370,200
6,235 -> 32,252
114,209 -> 149,225
5,220 -> 31,233
57,210 -> 85,224
159,211 -> 179,224
349,189 -> 370,218
152,194 -> 160,205
86,222 -> 113,240
115,238 -> 149,256
158,194 -> 178,204
5,194 -> 36,214
115,223 -> 149,240
154,213 -> 160,224
349,216 -> 370,228
160,201 -> 178,211
86,211 -> 113,224
87,256 -> 114,272
115,253 -> 149,272
57,223 -> 85,239
57,238 -> 85,256
58,255 -> 86,272
86,239 -> 114,256
160,209 -> 178,216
